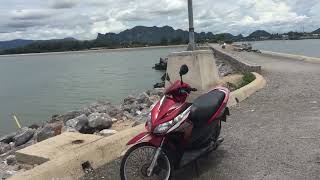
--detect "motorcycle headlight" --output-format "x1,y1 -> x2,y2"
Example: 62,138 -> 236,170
154,120 -> 174,134
154,107 -> 191,134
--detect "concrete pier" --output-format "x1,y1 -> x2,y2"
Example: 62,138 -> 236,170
165,50 -> 219,101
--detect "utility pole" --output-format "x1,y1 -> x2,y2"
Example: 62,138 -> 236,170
187,0 -> 196,51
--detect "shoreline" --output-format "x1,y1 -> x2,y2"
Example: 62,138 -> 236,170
0,88 -> 165,178
0,45 -> 187,58
260,50 -> 320,63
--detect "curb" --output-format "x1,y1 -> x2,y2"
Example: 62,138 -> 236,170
261,51 -> 320,63
228,72 -> 266,107
9,73 -> 266,180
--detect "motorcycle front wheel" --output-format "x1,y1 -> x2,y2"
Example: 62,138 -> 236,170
120,143 -> 172,180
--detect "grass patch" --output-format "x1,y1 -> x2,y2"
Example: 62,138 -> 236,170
239,72 -> 256,88
224,72 -> 256,91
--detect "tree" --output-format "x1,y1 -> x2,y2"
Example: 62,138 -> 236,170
170,37 -> 183,45
160,37 -> 168,45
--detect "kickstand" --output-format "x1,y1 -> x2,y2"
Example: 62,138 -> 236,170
193,160 -> 200,179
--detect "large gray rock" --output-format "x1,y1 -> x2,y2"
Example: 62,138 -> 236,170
121,101 -> 141,115
218,64 -> 234,77
88,113 -> 112,130
35,122 -> 62,142
66,114 -> 88,132
123,111 -> 134,120
86,101 -> 111,114
135,111 -> 150,123
137,92 -> 150,104
0,132 -> 16,144
0,142 -> 11,155
13,128 -> 35,147
123,96 -> 137,105
52,111 -> 82,123
106,105 -> 122,118
146,89 -> 164,97
0,171 -> 17,179
85,101 -> 111,114
81,105 -> 95,116
82,101 -> 122,118
121,104 -> 133,113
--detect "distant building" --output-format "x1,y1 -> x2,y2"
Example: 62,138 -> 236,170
282,35 -> 289,40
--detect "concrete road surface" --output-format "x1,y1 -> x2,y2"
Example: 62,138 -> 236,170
82,51 -> 320,180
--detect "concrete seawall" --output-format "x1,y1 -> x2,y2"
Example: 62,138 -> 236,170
261,50 -> 320,63
209,45 -> 262,73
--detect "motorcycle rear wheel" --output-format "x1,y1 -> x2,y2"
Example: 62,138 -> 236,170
120,143 -> 172,180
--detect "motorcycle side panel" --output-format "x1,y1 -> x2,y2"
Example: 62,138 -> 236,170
126,132 -> 149,145
151,97 -> 189,128
207,87 -> 230,124
127,132 -> 163,147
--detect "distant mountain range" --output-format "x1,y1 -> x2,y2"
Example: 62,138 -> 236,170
96,26 -> 218,45
96,26 -> 320,44
0,38 -> 77,51
313,28 -> 320,34
0,39 -> 34,50
0,26 -> 319,55
248,30 -> 271,39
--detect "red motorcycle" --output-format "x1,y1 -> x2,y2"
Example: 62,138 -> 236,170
120,65 -> 230,180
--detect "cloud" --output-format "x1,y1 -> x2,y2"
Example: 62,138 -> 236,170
11,9 -> 55,20
50,0 -> 79,9
0,0 -> 319,40
6,21 -> 44,29
91,20 -> 126,35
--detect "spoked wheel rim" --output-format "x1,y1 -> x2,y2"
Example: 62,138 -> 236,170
123,146 -> 171,180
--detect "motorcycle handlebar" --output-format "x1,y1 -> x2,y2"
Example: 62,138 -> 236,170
180,87 -> 198,94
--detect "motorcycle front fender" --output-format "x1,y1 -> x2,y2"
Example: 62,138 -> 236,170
127,132 -> 164,147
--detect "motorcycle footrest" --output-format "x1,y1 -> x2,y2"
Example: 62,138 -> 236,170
212,137 -> 224,150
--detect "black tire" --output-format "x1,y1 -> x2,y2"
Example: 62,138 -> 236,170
120,143 -> 173,180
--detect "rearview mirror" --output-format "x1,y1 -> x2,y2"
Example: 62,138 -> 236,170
179,64 -> 189,76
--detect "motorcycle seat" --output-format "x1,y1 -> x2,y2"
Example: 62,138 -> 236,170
189,89 -> 225,127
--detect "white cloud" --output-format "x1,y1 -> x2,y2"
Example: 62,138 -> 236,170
50,0 -> 79,9
91,20 -> 126,35
11,9 -> 56,20
0,0 -> 319,40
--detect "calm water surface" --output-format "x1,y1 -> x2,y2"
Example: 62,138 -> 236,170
0,47 -> 184,135
250,39 -> 320,58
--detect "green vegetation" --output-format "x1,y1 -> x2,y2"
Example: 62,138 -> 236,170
1,25 -> 320,55
0,26 -> 239,55
160,37 -> 169,45
225,72 -> 256,91
0,34 -> 235,55
239,72 -> 256,88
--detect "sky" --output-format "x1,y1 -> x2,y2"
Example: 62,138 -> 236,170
0,0 -> 319,41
